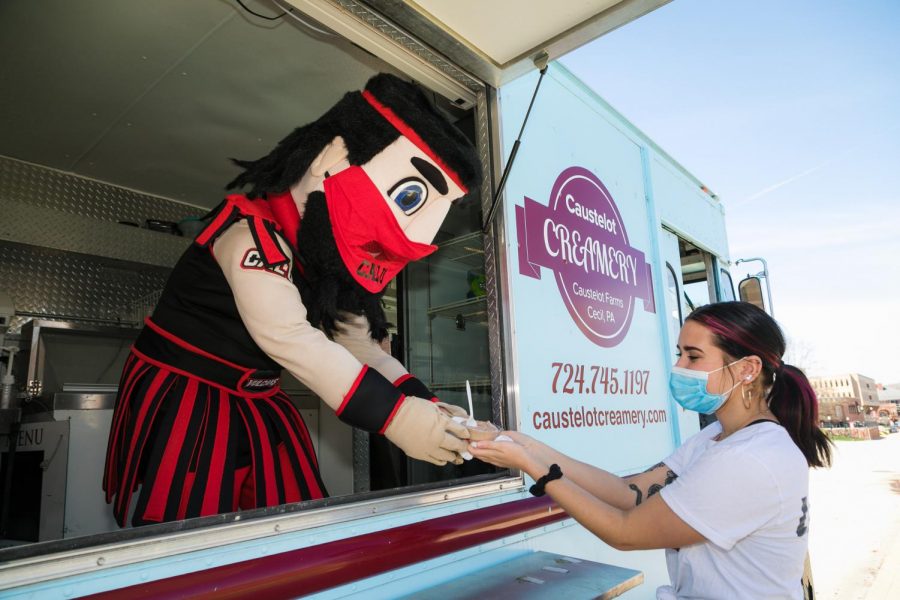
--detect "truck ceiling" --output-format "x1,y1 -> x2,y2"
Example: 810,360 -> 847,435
0,0 -> 669,207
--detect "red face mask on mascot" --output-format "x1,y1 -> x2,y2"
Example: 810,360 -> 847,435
323,165 -> 437,293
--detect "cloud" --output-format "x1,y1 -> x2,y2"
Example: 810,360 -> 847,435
741,159 -> 834,203
731,126 -> 898,208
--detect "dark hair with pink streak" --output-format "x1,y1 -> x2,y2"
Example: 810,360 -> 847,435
687,301 -> 832,468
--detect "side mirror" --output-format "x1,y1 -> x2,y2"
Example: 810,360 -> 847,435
738,276 -> 765,311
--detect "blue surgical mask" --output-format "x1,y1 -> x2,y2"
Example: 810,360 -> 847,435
669,359 -> 745,414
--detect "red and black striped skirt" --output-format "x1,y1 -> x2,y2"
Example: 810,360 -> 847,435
103,351 -> 327,527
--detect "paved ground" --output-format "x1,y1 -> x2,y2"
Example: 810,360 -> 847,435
808,431 -> 900,599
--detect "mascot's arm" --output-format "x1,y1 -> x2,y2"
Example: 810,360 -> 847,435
214,222 -> 363,411
213,222 -> 469,464
331,313 -> 407,383
333,312 -> 469,419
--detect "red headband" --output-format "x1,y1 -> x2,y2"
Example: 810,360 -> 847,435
361,89 -> 468,193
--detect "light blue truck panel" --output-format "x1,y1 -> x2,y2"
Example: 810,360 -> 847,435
651,155 -> 730,260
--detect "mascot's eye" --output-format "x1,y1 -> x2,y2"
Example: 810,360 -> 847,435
388,178 -> 428,216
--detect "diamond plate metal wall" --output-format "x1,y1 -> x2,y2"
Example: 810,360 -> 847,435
0,156 -> 189,332
352,429 -> 371,493
474,88 -> 508,429
1,199 -> 192,267
0,156 -> 200,224
0,244 -> 169,332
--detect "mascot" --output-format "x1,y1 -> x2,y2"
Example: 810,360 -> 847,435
103,74 -> 481,526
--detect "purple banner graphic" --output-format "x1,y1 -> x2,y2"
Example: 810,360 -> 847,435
516,166 -> 655,347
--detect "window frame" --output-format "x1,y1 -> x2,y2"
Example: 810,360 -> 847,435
665,261 -> 684,326
717,265 -> 736,301
0,0 -> 517,566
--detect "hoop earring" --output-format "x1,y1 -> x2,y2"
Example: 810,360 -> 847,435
742,385 -> 752,410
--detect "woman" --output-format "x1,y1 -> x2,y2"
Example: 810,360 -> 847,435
470,301 -> 832,599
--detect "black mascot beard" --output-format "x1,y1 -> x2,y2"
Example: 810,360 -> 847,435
295,191 -> 391,343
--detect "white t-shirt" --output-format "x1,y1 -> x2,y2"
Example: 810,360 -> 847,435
657,421 -> 810,599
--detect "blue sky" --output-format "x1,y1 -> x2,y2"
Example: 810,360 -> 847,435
562,0 -> 900,383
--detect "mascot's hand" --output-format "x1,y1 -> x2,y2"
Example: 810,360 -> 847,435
385,396 -> 470,466
434,401 -> 469,420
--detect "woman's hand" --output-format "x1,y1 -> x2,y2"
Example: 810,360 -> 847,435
498,430 -> 535,448
496,430 -> 555,465
468,438 -> 547,476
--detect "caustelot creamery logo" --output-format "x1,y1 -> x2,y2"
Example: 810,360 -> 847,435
515,166 -> 656,347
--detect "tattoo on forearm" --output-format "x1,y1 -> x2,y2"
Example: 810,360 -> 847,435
630,469 -> 677,505
644,462 -> 665,473
629,483 -> 643,505
648,470 -> 678,499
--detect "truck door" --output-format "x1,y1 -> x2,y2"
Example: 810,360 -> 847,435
659,228 -> 700,439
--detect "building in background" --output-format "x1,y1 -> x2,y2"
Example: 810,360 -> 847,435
877,383 -> 900,425
810,373 -> 881,426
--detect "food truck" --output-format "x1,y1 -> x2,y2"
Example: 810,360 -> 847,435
0,1 -> 739,597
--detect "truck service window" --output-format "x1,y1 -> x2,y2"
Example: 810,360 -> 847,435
0,0 -> 499,557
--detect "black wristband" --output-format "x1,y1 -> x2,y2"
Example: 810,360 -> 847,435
337,367 -> 404,433
396,375 -> 437,402
529,464 -> 563,497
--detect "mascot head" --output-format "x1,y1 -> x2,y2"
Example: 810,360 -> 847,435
227,73 -> 481,340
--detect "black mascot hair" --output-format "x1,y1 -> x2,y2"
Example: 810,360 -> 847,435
226,73 -> 481,199
226,73 -> 481,341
